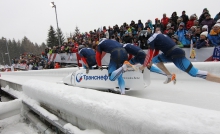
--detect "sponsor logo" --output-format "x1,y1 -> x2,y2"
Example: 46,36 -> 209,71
76,73 -> 109,83
123,77 -> 140,79
76,73 -> 83,82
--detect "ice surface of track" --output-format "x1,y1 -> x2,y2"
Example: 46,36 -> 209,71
1,63 -> 220,111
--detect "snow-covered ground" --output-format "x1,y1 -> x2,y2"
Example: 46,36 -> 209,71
0,115 -> 39,134
0,62 -> 220,134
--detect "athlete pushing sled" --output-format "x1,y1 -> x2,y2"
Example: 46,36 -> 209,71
139,33 -> 220,83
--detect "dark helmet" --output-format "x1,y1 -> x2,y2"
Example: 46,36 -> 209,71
78,45 -> 85,51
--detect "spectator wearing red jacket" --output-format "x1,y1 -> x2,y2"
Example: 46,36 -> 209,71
186,15 -> 196,30
161,13 -> 169,30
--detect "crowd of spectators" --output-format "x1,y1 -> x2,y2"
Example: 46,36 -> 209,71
2,8 -> 220,72
45,9 -> 220,55
9,52 -> 50,70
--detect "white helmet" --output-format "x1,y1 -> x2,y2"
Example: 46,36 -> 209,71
78,45 -> 85,51
99,38 -> 107,42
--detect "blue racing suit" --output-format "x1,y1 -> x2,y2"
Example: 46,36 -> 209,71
145,33 -> 207,79
96,39 -> 128,94
78,48 -> 96,69
123,43 -> 165,75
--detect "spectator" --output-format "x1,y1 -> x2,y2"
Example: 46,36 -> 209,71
180,11 -> 189,25
48,47 -> 52,54
214,12 -> 220,21
189,26 -> 197,35
119,26 -> 125,37
108,27 -> 114,38
133,37 -> 139,46
130,20 -> 135,28
175,22 -> 189,47
45,46 -> 49,54
64,43 -> 69,53
208,23 -> 220,46
87,40 -> 93,48
200,13 -> 216,32
137,20 -> 144,30
186,14 -> 196,30
123,32 -> 132,43
193,20 -> 199,26
176,17 -> 183,28
171,11 -> 179,25
144,22 -> 150,30
161,13 -> 169,30
154,18 -> 164,33
199,8 -> 209,24
169,17 -> 177,31
147,20 -> 154,30
163,23 -> 171,34
196,31 -> 210,49
171,34 -> 184,48
202,25 -> 208,32
184,31 -> 192,47
166,27 -> 175,38
103,26 -> 109,39
191,26 -> 202,44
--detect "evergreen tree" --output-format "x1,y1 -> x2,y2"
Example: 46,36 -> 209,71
57,28 -> 65,45
74,26 -> 80,36
47,25 -> 58,48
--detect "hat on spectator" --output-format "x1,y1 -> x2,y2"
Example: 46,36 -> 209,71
179,22 -> 185,26
191,26 -> 197,30
214,23 -> 220,27
202,25 -> 208,29
217,19 -> 220,23
200,31 -> 208,37
171,35 -> 178,41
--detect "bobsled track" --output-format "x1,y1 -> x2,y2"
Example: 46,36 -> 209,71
1,62 -> 220,134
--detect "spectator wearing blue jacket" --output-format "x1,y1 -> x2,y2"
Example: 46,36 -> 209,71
175,22 -> 189,47
208,23 -> 220,46
196,31 -> 210,49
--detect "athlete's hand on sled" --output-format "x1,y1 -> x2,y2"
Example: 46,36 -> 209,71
98,66 -> 103,71
86,68 -> 89,74
139,65 -> 145,71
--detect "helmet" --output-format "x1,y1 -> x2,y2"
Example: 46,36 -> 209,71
99,38 -> 107,43
78,45 -> 85,51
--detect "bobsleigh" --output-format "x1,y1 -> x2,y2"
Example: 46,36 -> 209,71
62,66 -> 151,91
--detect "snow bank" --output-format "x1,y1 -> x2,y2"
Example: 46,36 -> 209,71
0,99 -> 22,120
2,86 -> 58,121
0,115 -> 39,134
23,79 -> 220,134
64,123 -> 104,134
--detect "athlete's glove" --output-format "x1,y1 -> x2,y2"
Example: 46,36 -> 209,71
86,68 -> 89,74
98,66 -> 103,71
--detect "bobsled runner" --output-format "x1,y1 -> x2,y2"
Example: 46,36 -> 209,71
62,66 -> 151,91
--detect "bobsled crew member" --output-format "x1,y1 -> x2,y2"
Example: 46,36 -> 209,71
122,43 -> 176,84
140,33 -> 220,83
96,38 -> 134,94
78,45 -> 96,74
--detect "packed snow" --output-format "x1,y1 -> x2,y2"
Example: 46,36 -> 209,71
0,100 -> 39,134
0,62 -> 220,134
1,86 -> 105,134
0,99 -> 22,120
0,115 -> 39,134
21,79 -> 220,134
